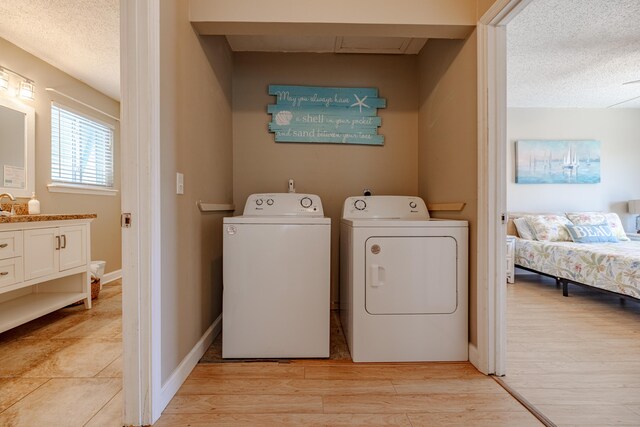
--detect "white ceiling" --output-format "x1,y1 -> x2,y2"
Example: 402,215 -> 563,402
0,0 -> 120,101
507,0 -> 640,108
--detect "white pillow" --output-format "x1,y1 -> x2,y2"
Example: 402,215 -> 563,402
513,217 -> 535,240
525,214 -> 573,242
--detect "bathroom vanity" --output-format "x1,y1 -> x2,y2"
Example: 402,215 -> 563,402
0,214 -> 95,334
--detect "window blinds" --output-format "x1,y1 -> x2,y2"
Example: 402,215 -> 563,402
51,103 -> 114,188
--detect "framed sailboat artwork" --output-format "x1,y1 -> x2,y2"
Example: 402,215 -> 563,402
515,140 -> 601,184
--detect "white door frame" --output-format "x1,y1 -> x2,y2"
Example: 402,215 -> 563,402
121,0 -> 163,424
476,0 -> 533,376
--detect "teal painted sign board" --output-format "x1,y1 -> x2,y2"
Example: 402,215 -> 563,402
268,85 -> 386,145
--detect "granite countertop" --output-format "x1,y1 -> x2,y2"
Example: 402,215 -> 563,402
0,213 -> 97,223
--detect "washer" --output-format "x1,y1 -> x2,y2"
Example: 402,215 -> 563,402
340,195 -> 468,362
223,193 -> 330,358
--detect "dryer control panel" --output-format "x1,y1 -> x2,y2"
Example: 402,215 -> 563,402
342,195 -> 430,220
243,193 -> 324,216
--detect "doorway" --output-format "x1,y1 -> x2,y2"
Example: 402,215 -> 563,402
485,1 -> 640,425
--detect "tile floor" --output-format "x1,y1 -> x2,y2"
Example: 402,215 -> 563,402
0,280 -> 122,427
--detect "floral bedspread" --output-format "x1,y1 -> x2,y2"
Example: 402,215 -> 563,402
515,238 -> 640,299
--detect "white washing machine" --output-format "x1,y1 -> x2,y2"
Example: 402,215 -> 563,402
340,195 -> 468,362
223,193 -> 330,358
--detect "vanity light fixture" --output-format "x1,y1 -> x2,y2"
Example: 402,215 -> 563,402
19,80 -> 35,100
0,68 -> 8,91
0,65 -> 35,100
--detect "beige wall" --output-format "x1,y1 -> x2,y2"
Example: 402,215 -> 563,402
476,0 -> 498,18
0,37 -> 121,274
159,2 -> 233,381
418,33 -> 479,345
191,0 -> 477,26
233,52 -> 419,304
507,108 -> 640,231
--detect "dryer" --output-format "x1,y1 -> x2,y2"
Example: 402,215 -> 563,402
223,193 -> 330,358
340,195 -> 468,362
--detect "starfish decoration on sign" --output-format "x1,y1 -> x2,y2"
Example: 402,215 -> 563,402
350,94 -> 370,113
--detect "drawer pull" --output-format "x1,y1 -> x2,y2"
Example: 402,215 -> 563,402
0,243 -> 7,248
0,271 -> 8,276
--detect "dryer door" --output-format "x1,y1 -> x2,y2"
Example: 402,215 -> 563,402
365,236 -> 457,315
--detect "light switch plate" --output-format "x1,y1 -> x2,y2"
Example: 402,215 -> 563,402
176,172 -> 184,194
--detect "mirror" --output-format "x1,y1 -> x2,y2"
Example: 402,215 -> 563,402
0,96 -> 35,198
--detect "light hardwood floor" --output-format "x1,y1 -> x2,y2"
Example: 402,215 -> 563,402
155,361 -> 541,426
0,280 -> 123,427
157,341 -> 540,424
503,273 -> 640,427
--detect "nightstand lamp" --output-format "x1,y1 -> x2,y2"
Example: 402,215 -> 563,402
629,199 -> 640,233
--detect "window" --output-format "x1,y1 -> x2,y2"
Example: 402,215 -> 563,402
51,103 -> 114,189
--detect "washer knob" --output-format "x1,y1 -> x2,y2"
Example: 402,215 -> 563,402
409,201 -> 417,209
300,197 -> 313,208
255,198 -> 263,206
354,199 -> 366,210
266,198 -> 274,206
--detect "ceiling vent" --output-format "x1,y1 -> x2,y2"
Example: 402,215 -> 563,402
225,35 -> 427,54
334,36 -> 427,54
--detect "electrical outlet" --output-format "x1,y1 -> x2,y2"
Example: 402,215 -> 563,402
176,172 -> 184,195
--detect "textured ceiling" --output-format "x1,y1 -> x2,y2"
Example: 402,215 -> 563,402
508,0 -> 640,108
0,0 -> 119,100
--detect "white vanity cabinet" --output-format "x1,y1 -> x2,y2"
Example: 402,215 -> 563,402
0,217 -> 94,334
24,225 -> 87,280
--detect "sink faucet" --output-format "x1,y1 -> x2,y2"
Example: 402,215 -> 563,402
0,193 -> 15,213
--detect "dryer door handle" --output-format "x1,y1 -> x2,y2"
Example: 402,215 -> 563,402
370,264 -> 385,287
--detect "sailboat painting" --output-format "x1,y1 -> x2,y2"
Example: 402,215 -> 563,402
515,140 -> 601,184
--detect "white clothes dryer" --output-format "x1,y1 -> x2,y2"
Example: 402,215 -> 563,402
223,193 -> 330,358
340,195 -> 468,362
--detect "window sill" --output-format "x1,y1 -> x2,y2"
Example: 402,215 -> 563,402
47,183 -> 118,196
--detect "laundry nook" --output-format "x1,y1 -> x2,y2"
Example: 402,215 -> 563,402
0,0 -> 527,422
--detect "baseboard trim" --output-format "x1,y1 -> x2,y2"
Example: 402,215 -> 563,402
468,342 -> 479,370
158,314 -> 222,412
102,269 -> 122,284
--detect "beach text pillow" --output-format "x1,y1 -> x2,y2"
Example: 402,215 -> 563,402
566,223 -> 619,243
566,212 -> 629,241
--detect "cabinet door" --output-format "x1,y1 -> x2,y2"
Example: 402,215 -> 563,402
0,231 -> 23,260
59,225 -> 87,271
0,257 -> 23,289
24,228 -> 59,280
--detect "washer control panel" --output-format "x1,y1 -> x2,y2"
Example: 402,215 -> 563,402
342,195 -> 430,220
243,193 -> 324,216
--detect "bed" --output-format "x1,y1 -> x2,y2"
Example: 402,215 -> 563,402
508,212 -> 640,300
